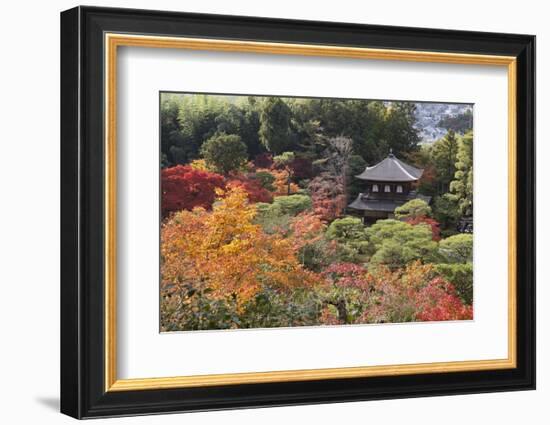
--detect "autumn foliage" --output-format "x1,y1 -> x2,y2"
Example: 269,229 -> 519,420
226,174 -> 274,203
289,157 -> 314,180
161,165 -> 225,218
308,174 -> 346,221
162,187 -> 317,314
414,277 -> 473,321
160,129 -> 472,331
268,168 -> 300,196
405,216 -> 442,241
360,262 -> 472,324
160,160 -> 473,330
162,165 -> 276,217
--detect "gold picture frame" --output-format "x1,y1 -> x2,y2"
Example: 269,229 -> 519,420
61,7 -> 534,418
104,33 -> 517,392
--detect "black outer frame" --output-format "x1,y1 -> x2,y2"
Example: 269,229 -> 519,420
60,5 -> 536,419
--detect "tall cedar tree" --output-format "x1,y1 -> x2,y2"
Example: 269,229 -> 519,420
450,131 -> 474,216
431,130 -> 459,194
259,97 -> 293,154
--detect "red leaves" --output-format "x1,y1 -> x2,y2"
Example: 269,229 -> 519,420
359,263 -> 472,323
289,212 -> 326,251
162,166 -> 275,218
405,216 -> 442,241
253,153 -> 273,169
322,262 -> 370,290
278,157 -> 313,179
161,165 -> 225,218
226,174 -> 274,204
414,277 -> 473,321
308,174 -> 346,222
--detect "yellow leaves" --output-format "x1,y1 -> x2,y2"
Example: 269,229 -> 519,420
369,260 -> 436,291
161,186 -> 317,309
189,158 -> 210,171
256,168 -> 299,196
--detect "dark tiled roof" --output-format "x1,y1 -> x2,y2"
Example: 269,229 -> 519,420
356,153 -> 423,182
348,197 -> 402,212
348,192 -> 432,212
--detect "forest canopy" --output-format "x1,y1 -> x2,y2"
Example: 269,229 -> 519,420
160,93 -> 422,168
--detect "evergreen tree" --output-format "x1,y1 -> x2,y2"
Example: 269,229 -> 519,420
200,133 -> 248,174
431,130 -> 459,194
383,102 -> 421,158
450,131 -> 474,216
259,97 -> 293,154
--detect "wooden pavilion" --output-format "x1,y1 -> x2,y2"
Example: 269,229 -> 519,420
348,151 -> 431,222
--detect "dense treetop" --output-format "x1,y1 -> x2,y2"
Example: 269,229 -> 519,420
161,94 -> 422,167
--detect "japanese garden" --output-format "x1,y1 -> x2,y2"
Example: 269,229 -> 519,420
160,93 -> 474,331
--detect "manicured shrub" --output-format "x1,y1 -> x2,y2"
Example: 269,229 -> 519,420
326,216 -> 366,242
325,216 -> 369,263
366,219 -> 439,268
271,194 -> 312,216
394,198 -> 432,219
438,233 -> 473,263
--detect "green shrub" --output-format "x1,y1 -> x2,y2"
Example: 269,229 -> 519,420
326,216 -> 366,241
254,203 -> 292,235
240,287 -> 323,328
296,238 -> 339,272
366,219 -> 439,268
252,171 -> 276,191
394,198 -> 432,219
272,194 -> 312,216
326,216 -> 369,263
254,195 -> 312,234
438,233 -> 473,263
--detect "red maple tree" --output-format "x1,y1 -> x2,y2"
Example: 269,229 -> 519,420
161,165 -> 225,218
226,174 -> 273,204
405,216 -> 442,241
414,277 -> 473,321
253,153 -> 273,169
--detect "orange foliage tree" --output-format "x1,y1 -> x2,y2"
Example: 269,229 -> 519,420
161,187 -> 317,311
262,168 -> 299,196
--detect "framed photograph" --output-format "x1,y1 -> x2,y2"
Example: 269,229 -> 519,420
60,6 -> 535,419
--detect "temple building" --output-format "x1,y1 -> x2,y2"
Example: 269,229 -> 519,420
348,151 -> 431,222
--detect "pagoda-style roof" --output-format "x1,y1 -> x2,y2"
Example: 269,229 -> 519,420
356,153 -> 423,182
348,192 -> 431,212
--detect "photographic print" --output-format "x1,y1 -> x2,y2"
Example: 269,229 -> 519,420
61,9 -> 535,417
160,93 -> 474,332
